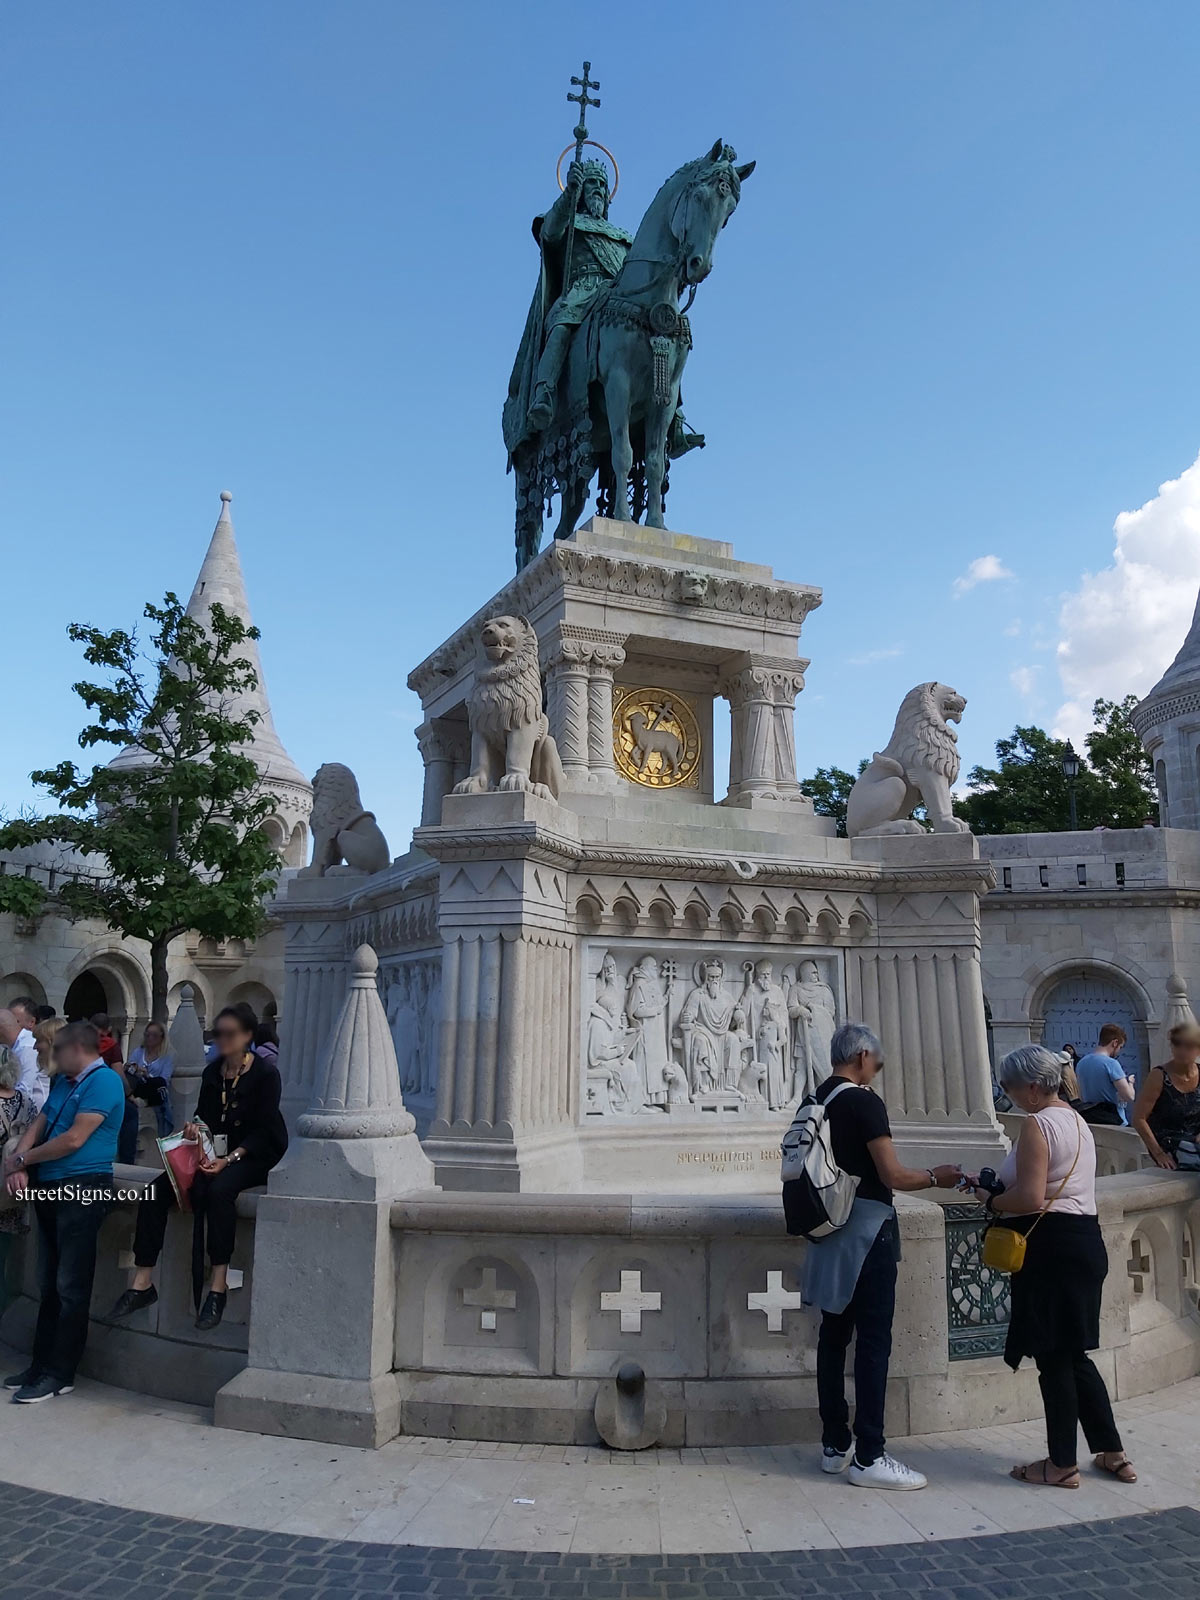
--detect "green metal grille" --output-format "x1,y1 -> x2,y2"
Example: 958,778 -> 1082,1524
944,1201 -> 1012,1360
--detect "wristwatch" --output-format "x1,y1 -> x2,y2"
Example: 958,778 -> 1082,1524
11,1153 -> 25,1170
228,1150 -> 242,1164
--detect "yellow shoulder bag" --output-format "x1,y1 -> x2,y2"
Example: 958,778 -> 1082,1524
981,1113 -> 1083,1274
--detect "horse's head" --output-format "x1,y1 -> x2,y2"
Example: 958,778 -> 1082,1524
672,138 -> 755,287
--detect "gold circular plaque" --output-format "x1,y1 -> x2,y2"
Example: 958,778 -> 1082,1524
613,687 -> 702,789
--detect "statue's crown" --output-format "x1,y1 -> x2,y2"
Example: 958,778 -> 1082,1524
579,159 -> 609,187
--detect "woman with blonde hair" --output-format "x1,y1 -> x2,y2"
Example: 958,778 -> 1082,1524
32,1017 -> 64,1082
1131,1022 -> 1200,1170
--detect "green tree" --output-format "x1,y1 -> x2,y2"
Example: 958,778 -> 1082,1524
954,696 -> 1158,834
1084,694 -> 1157,823
0,594 -> 282,1021
799,762 -> 866,837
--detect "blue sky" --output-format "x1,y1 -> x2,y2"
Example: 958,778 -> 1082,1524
6,2 -> 1200,847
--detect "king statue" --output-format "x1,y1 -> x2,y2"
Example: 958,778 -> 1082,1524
503,62 -> 754,570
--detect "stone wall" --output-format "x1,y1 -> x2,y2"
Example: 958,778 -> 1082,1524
979,827 -> 1200,1073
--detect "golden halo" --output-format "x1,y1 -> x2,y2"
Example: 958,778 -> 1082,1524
556,140 -> 620,199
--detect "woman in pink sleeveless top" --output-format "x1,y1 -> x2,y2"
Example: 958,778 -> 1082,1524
968,1045 -> 1136,1488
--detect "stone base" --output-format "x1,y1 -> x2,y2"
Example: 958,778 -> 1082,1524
215,1367 -> 402,1449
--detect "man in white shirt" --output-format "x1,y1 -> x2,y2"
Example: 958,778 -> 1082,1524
0,1006 -> 48,1110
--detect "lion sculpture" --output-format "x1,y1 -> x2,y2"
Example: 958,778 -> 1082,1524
845,682 -> 971,838
452,615 -> 565,801
300,763 -> 392,876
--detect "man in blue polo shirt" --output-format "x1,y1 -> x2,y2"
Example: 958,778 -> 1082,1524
1,1020 -> 126,1403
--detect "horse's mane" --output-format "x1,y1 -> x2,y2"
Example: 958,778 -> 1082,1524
645,146 -> 744,213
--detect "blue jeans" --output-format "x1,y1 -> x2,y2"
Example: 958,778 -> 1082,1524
816,1218 -> 898,1466
31,1180 -> 112,1384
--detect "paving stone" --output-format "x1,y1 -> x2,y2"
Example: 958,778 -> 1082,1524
1,1486 -> 1200,1598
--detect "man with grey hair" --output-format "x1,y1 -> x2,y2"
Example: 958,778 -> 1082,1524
804,1022 -> 962,1491
0,1008 -> 47,1112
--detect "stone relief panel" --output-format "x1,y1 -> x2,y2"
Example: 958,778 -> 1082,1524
381,954 -> 441,1100
581,941 -> 843,1120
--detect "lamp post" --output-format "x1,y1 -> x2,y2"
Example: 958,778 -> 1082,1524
1061,741 -> 1080,831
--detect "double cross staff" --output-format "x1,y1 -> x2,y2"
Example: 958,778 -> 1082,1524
563,61 -> 601,291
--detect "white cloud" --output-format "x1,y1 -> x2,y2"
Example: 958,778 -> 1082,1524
1003,620 -> 1022,638
1010,665 -> 1041,699
1055,449 -> 1200,742
953,554 -> 1014,595
846,646 -> 904,667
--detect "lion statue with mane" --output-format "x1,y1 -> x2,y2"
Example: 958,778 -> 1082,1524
845,682 -> 971,838
300,762 -> 392,876
452,615 -> 565,801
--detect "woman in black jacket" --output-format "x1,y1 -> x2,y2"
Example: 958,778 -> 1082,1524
109,1003 -> 288,1331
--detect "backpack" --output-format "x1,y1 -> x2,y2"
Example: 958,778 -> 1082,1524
780,1081 -> 860,1239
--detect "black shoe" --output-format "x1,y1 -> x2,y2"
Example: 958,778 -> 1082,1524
3,1367 -> 40,1391
109,1286 -> 158,1319
195,1290 -> 227,1331
12,1374 -> 73,1404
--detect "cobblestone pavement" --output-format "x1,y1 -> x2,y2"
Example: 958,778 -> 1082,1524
0,1483 -> 1197,1598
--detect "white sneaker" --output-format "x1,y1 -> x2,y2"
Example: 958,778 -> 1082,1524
847,1452 -> 927,1491
821,1445 -> 854,1474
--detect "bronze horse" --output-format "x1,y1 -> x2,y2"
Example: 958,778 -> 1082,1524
511,140 -> 754,570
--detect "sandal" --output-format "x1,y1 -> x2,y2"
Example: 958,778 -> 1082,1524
1010,1458 -> 1080,1488
1095,1452 -> 1137,1483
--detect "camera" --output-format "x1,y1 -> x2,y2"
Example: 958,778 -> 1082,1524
976,1167 -> 1005,1197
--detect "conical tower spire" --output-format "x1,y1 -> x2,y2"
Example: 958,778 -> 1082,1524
1132,579 -> 1200,829
109,491 -> 313,865
184,491 -> 309,793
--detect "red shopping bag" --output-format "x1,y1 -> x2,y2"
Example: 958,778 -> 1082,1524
157,1134 -> 202,1212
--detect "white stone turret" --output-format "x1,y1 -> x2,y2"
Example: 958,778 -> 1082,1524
1132,585 -> 1200,829
111,491 -> 313,865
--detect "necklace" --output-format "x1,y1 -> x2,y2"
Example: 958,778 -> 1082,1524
220,1052 -> 252,1122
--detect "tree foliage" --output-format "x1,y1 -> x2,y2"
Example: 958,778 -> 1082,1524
0,594 -> 282,1020
799,762 -> 866,837
954,694 -> 1157,835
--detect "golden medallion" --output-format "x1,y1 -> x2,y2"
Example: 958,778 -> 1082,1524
613,687 -> 702,789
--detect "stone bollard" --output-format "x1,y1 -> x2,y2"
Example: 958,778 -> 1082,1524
214,944 -> 435,1447
167,984 -> 206,1132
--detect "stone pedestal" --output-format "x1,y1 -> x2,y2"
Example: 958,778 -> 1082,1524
215,945 -> 435,1447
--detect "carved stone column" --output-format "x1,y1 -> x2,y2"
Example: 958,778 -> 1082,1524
587,641 -> 626,789
415,718 -> 465,826
719,652 -> 811,807
544,634 -> 594,787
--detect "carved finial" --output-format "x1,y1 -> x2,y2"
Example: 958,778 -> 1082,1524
1166,972 -> 1197,1030
219,489 -> 233,503
298,943 -> 415,1139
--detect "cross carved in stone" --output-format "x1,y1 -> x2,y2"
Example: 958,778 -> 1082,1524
600,1269 -> 662,1333
1127,1239 -> 1152,1297
462,1265 -> 517,1332
746,1270 -> 807,1334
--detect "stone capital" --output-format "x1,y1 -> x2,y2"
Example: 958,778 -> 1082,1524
718,652 -> 809,708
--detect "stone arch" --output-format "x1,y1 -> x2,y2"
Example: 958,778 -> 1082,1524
1025,957 -> 1153,1086
0,971 -> 48,1009
285,821 -> 308,868
226,981 -> 276,1023
62,942 -> 152,1034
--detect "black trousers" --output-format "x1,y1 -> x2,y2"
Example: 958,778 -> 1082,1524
1035,1348 -> 1123,1468
134,1162 -> 268,1269
816,1221 -> 897,1466
31,1179 -> 112,1384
